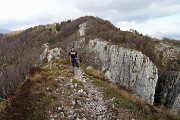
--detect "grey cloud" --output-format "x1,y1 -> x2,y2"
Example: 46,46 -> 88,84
1,0 -> 180,31
0,14 -> 55,30
74,0 -> 180,22
152,32 -> 180,40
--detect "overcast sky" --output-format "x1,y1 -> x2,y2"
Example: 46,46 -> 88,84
0,0 -> 180,39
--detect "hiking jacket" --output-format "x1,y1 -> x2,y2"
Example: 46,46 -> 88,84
69,50 -> 77,59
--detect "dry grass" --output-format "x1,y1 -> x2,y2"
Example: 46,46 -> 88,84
0,100 -> 7,113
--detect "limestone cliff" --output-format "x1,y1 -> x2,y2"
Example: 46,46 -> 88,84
173,93 -> 180,112
69,22 -> 158,104
74,38 -> 158,105
74,21 -> 180,110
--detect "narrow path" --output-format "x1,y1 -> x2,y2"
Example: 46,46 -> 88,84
74,67 -> 116,119
48,64 -> 116,120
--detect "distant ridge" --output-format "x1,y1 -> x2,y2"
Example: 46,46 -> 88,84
0,28 -> 11,34
152,32 -> 180,40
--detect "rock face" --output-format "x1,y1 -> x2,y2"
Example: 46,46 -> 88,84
75,39 -> 158,104
155,72 -> 180,111
39,43 -> 49,65
39,43 -> 61,68
173,93 -> 180,112
47,47 -> 61,68
79,22 -> 87,36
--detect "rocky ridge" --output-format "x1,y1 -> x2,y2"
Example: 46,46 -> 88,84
46,61 -> 135,120
72,37 -> 158,105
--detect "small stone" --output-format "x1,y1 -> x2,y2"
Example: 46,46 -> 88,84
81,79 -> 86,82
46,87 -> 52,92
58,107 -> 61,111
76,100 -> 81,105
74,83 -> 78,88
68,115 -> 72,118
87,66 -> 92,69
96,112 -> 100,115
71,100 -> 76,105
83,92 -> 87,96
112,104 -> 115,108
57,106 -> 64,112
60,112 -> 65,117
70,85 -> 74,89
78,89 -> 83,93
111,97 -> 115,101
72,89 -> 76,93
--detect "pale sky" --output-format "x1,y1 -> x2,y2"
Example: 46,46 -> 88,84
0,0 -> 180,39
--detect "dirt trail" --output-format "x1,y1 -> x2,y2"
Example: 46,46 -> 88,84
74,68 -> 115,119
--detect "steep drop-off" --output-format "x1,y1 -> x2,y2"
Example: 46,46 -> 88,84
73,38 -> 158,105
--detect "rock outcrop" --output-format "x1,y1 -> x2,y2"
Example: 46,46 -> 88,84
74,38 -> 158,104
155,72 -> 180,111
39,43 -> 61,68
47,47 -> 61,68
173,93 -> 180,112
79,22 -> 87,36
74,21 -> 180,109
39,43 -> 49,65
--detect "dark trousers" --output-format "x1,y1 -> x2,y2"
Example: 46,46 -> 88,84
71,58 -> 79,68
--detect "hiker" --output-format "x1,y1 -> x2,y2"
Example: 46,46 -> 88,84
69,47 -> 79,68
